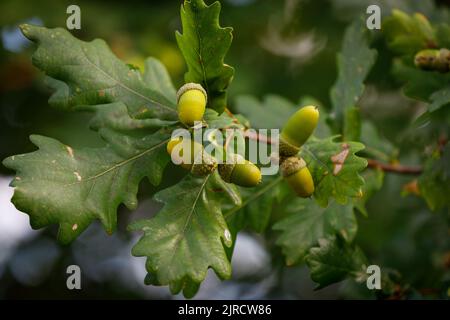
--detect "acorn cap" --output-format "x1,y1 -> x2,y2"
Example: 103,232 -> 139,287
176,83 -> 207,103
279,136 -> 301,157
191,150 -> 217,176
280,157 -> 306,177
218,154 -> 242,183
414,49 -> 439,69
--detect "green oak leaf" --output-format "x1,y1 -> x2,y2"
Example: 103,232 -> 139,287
20,24 -> 177,120
203,108 -> 237,129
343,107 -> 362,141
208,170 -> 242,207
305,236 -> 368,289
429,87 -> 450,112
353,169 -> 384,217
392,61 -> 450,102
302,136 -> 368,207
176,0 -> 234,114
2,129 -> 171,244
89,58 -> 179,132
142,57 -> 177,103
223,177 -> 284,260
436,23 -> 450,48
382,9 -> 436,56
230,176 -> 282,233
238,186 -> 277,233
330,18 -> 377,135
418,143 -> 450,210
360,121 -> 397,162
273,199 -> 357,266
354,168 -> 384,217
89,102 -> 177,132
129,173 -> 233,298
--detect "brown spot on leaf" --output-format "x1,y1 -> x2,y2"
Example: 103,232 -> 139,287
66,146 -> 74,158
74,172 -> 82,181
402,179 -> 420,196
331,143 -> 350,175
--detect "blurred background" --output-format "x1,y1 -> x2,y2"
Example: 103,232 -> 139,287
0,0 -> 449,299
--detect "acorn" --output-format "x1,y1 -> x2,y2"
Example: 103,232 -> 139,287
176,83 -> 207,126
218,154 -> 262,187
280,105 -> 319,157
166,137 -> 217,176
280,157 -> 314,198
414,48 -> 450,73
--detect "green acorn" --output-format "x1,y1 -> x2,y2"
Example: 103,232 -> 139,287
414,48 -> 450,73
218,154 -> 262,187
280,157 -> 314,198
166,137 -> 217,176
176,83 -> 207,126
279,105 -> 319,156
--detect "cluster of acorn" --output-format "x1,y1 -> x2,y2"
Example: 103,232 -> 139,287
167,83 -> 319,198
278,105 -> 318,197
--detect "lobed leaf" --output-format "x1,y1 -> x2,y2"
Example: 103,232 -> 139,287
232,176 -> 282,233
429,87 -> 450,112
273,199 -> 357,266
392,61 -> 450,103
418,143 -> 450,210
2,129 -> 171,244
129,173 -> 233,298
305,236 -> 368,289
330,18 -> 377,135
176,0 -> 234,114
20,24 -> 177,120
302,136 -> 367,207
382,9 -> 436,56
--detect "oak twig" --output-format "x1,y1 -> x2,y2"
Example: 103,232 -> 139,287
367,159 -> 423,175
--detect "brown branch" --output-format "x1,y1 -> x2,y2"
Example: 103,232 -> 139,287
243,130 -> 275,145
367,159 -> 423,175
224,107 -> 240,125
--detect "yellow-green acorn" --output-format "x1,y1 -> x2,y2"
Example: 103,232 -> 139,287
218,154 -> 262,187
280,157 -> 314,198
176,83 -> 207,126
414,49 -> 440,71
166,137 -> 216,176
414,49 -> 450,73
280,105 -> 319,157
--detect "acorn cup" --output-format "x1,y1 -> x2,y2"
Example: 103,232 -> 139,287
414,48 -> 450,73
176,83 -> 207,126
166,137 -> 217,176
218,154 -> 262,188
279,105 -> 319,157
280,156 -> 314,198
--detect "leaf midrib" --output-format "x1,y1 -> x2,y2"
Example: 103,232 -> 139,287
168,175 -> 210,270
81,49 -> 176,115
64,138 -> 169,187
192,5 -> 209,93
